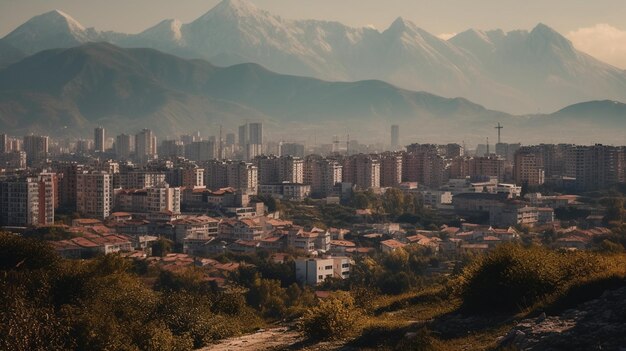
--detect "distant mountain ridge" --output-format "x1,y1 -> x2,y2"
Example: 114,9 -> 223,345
0,43 -> 623,145
2,0 -> 626,114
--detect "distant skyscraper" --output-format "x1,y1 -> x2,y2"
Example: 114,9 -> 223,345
185,141 -> 216,162
279,142 -> 305,158
239,123 -> 264,160
238,124 -> 249,149
94,127 -> 105,153
249,123 -> 263,145
0,134 -> 7,154
391,125 -> 399,148
76,140 -> 91,154
225,133 -> 236,146
23,135 -> 49,166
135,129 -> 156,164
115,134 -> 132,159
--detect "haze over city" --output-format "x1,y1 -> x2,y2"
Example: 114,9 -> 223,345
1,1 -> 626,351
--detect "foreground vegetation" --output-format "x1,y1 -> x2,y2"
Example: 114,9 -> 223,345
2,227 -> 626,350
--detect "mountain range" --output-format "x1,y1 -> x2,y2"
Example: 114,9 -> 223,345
0,42 -> 623,145
2,0 -> 626,114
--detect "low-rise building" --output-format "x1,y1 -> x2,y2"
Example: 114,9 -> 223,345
295,256 -> 352,286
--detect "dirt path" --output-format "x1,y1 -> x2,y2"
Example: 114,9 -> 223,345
198,327 -> 302,351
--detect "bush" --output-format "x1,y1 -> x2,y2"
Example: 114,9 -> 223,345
459,244 -> 626,314
460,244 -> 563,313
299,291 -> 361,340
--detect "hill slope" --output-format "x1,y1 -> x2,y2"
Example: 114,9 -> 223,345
0,43 -> 508,141
0,43 -> 623,144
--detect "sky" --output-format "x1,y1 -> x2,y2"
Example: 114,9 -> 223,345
2,0 -> 626,68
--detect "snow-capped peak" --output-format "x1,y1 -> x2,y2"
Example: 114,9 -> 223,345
528,23 -> 575,55
28,9 -> 87,34
139,19 -> 183,42
194,0 -> 265,22
1,9 -> 96,54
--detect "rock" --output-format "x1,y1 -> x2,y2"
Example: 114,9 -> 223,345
498,286 -> 626,350
404,332 -> 417,339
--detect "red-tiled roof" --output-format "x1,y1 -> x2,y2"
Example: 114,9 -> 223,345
381,239 -> 406,249
330,240 -> 356,247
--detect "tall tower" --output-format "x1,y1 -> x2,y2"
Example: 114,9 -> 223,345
495,123 -> 503,144
115,134 -> 131,159
94,126 -> 105,153
0,134 -> 7,154
23,135 -> 49,166
391,125 -> 399,149
248,122 -> 263,145
135,129 -> 155,164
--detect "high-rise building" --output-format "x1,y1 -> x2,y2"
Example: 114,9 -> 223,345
564,144 -> 625,191
76,140 -> 91,154
76,172 -> 112,219
239,123 -> 264,160
160,140 -> 185,158
238,124 -> 249,149
343,154 -> 380,189
0,134 -> 7,154
469,156 -> 505,182
0,176 -> 40,226
514,148 -> 545,186
496,143 -> 521,161
0,151 -> 27,170
94,127 -> 105,153
379,152 -> 403,187
255,155 -> 304,184
115,134 -> 132,160
227,162 -> 258,194
135,129 -> 157,164
279,142 -> 305,158
23,135 -> 49,166
402,147 -> 446,188
37,172 -> 56,225
225,133 -> 236,146
204,160 -> 258,194
279,156 -> 304,184
445,143 -> 464,158
147,182 -> 181,214
204,160 -> 229,190
304,155 -> 342,197
391,125 -> 399,149
167,167 -> 205,188
185,141 -> 216,162
249,123 -> 263,145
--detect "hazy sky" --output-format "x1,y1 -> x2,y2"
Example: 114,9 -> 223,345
2,0 -> 626,68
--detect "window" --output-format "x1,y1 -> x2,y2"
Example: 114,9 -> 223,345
318,275 -> 323,280
325,265 -> 333,270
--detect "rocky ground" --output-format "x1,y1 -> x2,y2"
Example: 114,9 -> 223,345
498,287 -> 626,350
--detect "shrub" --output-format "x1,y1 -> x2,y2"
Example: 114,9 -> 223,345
459,244 -> 566,313
459,244 -> 626,314
299,291 -> 361,340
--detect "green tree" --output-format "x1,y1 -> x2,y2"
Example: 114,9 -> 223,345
152,238 -> 173,257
